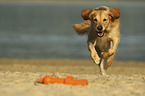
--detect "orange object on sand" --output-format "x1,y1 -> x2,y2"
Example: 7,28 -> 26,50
65,76 -> 88,86
39,78 -> 44,82
35,75 -> 88,86
43,76 -> 65,84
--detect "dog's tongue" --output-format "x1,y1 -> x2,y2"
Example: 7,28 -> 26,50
97,32 -> 104,37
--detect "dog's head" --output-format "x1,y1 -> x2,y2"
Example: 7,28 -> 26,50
81,6 -> 120,37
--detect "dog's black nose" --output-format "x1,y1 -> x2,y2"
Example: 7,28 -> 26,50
97,25 -> 103,31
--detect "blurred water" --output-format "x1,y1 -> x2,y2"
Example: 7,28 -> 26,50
0,2 -> 145,61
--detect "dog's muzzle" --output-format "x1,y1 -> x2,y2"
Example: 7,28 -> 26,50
97,31 -> 104,37
96,25 -> 104,37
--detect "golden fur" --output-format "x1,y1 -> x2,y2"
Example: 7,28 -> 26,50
73,6 -> 120,75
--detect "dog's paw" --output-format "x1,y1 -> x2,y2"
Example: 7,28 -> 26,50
101,52 -> 108,59
101,49 -> 114,59
94,59 -> 100,64
91,53 -> 100,64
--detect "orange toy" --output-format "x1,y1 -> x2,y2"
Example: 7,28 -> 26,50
35,75 -> 88,86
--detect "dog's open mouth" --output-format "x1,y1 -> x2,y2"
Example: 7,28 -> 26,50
97,32 -> 104,37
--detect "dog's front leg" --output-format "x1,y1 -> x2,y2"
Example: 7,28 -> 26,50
88,42 -> 100,64
101,37 -> 120,59
88,42 -> 106,75
99,59 -> 106,75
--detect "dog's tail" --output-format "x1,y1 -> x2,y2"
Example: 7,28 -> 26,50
72,20 -> 91,35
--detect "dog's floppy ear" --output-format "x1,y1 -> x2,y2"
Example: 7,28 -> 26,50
109,8 -> 120,19
81,9 -> 92,20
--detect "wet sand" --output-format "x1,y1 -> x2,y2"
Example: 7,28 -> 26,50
0,58 -> 145,96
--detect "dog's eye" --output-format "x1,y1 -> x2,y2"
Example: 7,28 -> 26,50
94,19 -> 97,22
103,19 -> 107,21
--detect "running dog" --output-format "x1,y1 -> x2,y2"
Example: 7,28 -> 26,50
73,6 -> 120,75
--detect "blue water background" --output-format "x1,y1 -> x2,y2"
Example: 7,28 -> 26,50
0,1 -> 145,61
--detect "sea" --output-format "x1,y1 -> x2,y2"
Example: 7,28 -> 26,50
0,1 -> 145,61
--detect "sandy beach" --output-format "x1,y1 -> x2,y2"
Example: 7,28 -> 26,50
0,58 -> 145,96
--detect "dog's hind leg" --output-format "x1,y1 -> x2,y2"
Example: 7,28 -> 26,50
98,59 -> 106,75
105,54 -> 115,70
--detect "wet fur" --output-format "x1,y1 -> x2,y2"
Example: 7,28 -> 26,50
73,6 -> 120,75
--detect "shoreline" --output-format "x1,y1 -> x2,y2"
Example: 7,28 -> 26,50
0,58 -> 145,75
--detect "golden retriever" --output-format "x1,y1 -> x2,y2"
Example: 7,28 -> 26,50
73,6 -> 120,75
